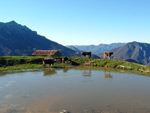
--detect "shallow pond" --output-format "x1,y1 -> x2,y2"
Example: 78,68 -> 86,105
0,67 -> 150,113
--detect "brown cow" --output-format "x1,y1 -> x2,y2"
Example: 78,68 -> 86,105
104,52 -> 113,59
81,52 -> 91,58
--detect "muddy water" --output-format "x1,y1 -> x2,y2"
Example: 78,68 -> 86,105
0,67 -> 150,113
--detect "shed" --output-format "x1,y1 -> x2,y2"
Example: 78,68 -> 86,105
32,50 -> 61,57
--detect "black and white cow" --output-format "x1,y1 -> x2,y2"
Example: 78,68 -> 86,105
42,58 -> 56,67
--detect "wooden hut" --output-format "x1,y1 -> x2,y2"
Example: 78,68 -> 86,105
32,50 -> 61,57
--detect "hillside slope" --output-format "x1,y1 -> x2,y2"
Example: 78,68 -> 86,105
0,21 -> 78,56
111,42 -> 150,65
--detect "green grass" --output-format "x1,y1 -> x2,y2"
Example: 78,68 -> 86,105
52,63 -> 71,68
68,57 -> 93,64
89,59 -> 150,74
0,56 -> 150,75
0,56 -> 45,66
0,64 -> 44,71
0,56 -> 44,61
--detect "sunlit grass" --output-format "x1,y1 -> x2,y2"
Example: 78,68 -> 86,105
0,64 -> 43,71
0,56 -> 150,75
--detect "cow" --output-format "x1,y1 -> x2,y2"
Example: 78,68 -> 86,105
81,52 -> 91,58
104,52 -> 113,59
62,57 -> 69,63
42,58 -> 56,67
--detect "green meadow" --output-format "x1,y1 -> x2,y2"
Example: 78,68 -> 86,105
0,56 -> 150,75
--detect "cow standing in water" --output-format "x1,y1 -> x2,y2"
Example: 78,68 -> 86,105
42,58 -> 56,67
104,52 -> 113,59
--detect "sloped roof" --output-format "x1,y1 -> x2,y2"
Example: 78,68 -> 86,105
32,50 -> 60,56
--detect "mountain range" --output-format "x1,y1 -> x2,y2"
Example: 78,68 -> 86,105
0,21 -> 78,56
1,21 -> 150,65
98,41 -> 150,65
68,42 -> 150,65
67,43 -> 126,54
111,42 -> 150,65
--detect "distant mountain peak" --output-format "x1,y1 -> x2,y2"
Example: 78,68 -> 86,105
9,20 -> 17,24
4,20 -> 20,26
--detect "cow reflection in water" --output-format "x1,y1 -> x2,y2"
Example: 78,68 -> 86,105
104,72 -> 113,78
63,68 -> 69,73
82,70 -> 91,77
43,68 -> 57,76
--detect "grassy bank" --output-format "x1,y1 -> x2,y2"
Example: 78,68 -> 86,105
0,56 -> 150,75
85,59 -> 150,75
92,59 -> 149,71
0,56 -> 44,66
0,64 -> 43,71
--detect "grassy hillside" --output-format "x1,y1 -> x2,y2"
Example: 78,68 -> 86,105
0,56 -> 150,75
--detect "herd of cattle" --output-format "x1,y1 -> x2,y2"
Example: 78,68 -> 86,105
81,51 -> 113,59
42,52 -> 113,67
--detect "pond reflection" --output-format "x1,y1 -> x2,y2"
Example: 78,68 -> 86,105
0,67 -> 150,113
104,71 -> 113,78
82,70 -> 91,77
62,68 -> 69,73
43,68 -> 57,76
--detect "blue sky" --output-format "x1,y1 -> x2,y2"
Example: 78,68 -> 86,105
0,0 -> 150,45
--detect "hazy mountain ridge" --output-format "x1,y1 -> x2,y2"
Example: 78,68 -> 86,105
68,43 -> 126,54
67,46 -> 100,58
0,21 -> 78,56
67,46 -> 81,52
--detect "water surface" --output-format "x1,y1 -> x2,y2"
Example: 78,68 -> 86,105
0,67 -> 150,113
